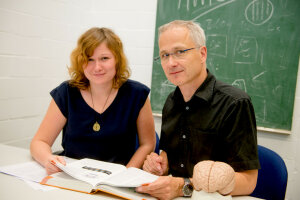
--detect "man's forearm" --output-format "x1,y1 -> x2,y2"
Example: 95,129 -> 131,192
231,170 -> 258,196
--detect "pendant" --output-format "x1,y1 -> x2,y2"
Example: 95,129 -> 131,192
93,121 -> 100,132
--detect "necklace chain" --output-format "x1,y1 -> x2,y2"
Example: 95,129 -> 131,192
90,86 -> 113,114
90,86 -> 113,131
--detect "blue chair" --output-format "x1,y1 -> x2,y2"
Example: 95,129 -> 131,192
135,132 -> 160,154
250,145 -> 288,200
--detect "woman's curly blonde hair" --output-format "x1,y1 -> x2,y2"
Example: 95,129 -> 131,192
68,27 -> 130,90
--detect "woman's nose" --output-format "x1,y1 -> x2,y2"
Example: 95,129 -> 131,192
95,60 -> 102,70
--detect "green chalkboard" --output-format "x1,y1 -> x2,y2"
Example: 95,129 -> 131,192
150,0 -> 300,131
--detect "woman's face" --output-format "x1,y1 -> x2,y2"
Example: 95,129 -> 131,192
83,42 -> 116,87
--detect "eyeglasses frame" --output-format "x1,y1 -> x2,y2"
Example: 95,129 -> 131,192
154,47 -> 200,62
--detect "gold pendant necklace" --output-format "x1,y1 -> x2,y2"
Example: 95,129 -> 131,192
93,121 -> 100,132
90,86 -> 113,132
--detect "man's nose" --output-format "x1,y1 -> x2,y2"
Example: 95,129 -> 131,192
165,54 -> 178,66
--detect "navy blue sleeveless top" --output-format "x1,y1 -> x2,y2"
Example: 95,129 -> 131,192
50,79 -> 150,165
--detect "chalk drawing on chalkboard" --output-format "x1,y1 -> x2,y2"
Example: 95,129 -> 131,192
161,79 -> 175,87
178,0 -> 237,12
254,97 -> 267,122
232,79 -> 247,92
253,71 -> 267,81
204,18 -> 233,31
267,22 -> 281,32
160,80 -> 176,97
233,36 -> 258,64
245,0 -> 274,26
272,85 -> 284,98
191,0 -> 237,21
207,34 -> 227,57
207,57 -> 221,72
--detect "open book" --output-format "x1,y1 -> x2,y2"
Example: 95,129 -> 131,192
41,158 -> 158,200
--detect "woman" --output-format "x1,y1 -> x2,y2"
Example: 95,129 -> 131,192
30,27 -> 156,175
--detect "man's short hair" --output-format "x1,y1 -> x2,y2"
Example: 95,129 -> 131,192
158,20 -> 206,47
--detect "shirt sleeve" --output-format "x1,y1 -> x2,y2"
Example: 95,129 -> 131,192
134,83 -> 150,111
220,97 -> 260,172
125,80 -> 150,113
50,81 -> 69,118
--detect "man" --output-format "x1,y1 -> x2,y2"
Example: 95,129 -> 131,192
136,20 -> 260,200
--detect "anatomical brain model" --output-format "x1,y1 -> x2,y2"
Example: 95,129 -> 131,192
192,160 -> 235,195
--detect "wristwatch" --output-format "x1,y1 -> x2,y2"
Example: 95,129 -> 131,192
182,178 -> 193,197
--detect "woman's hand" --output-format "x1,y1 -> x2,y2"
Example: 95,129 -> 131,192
44,155 -> 66,175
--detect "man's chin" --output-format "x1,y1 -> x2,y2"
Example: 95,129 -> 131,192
168,79 -> 183,87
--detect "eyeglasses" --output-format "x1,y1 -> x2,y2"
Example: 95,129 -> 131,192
154,47 -> 199,62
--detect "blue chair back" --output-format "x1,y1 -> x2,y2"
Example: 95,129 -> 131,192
250,145 -> 288,200
135,132 -> 160,154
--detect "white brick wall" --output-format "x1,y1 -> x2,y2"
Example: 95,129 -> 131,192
0,0 -> 157,145
0,0 -> 299,199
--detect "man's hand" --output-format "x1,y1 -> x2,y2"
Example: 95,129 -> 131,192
136,176 -> 184,200
143,151 -> 168,176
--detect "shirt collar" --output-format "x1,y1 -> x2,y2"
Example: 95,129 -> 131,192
171,69 -> 216,103
194,69 -> 215,102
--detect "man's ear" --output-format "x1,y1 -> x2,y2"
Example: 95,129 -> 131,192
199,46 -> 207,63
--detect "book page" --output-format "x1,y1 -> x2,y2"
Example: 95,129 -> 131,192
46,171 -> 95,193
100,167 -> 158,187
0,161 -> 47,183
99,185 -> 157,200
55,158 -> 126,187
0,157 -> 76,183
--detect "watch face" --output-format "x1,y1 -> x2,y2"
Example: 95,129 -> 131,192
183,182 -> 193,196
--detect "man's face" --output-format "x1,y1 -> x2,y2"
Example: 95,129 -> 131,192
158,27 -> 207,88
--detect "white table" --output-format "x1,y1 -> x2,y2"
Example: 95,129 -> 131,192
0,144 -> 261,200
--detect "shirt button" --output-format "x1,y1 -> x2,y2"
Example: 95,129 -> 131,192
182,135 -> 186,139
180,164 -> 184,168
185,106 -> 189,110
